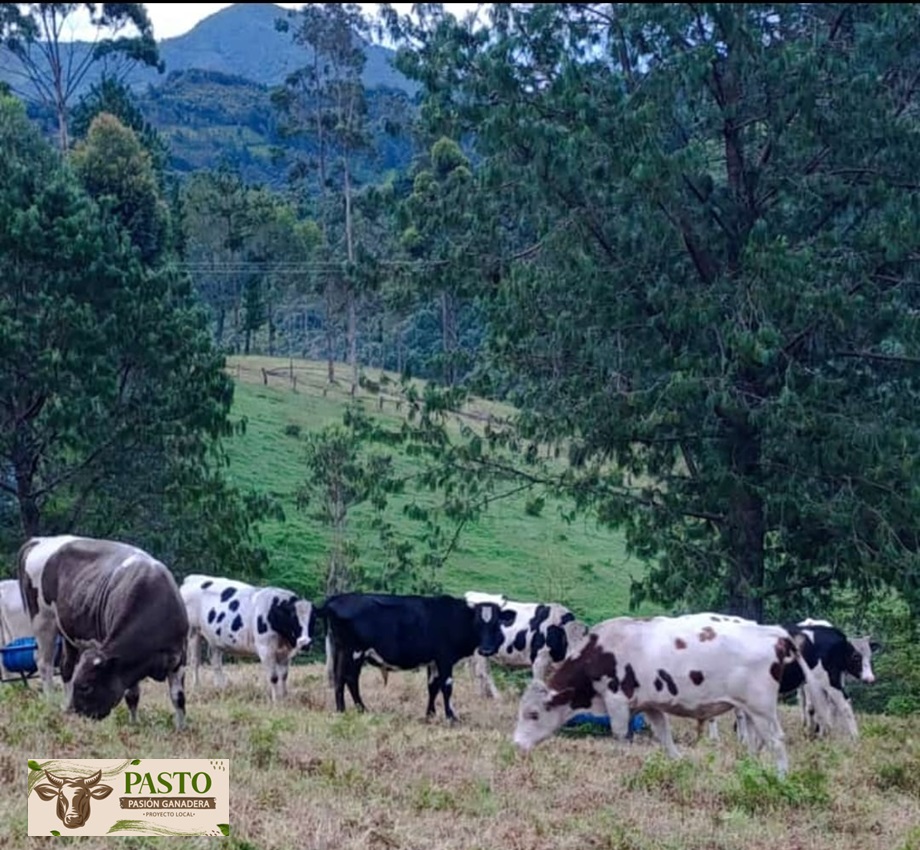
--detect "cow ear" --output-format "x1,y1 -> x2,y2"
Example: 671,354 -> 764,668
528,678 -> 550,697
34,784 -> 60,801
532,652 -> 552,684
89,785 -> 113,800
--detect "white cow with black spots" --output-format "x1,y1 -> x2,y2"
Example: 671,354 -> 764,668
180,574 -> 315,702
463,591 -> 588,699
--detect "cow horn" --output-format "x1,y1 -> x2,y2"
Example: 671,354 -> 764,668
83,770 -> 103,787
43,771 -> 64,788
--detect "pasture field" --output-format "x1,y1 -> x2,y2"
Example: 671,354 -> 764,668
222,356 -> 651,625
2,664 -> 918,850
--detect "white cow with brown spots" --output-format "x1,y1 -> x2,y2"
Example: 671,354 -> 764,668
180,575 -> 315,702
513,612 -> 832,777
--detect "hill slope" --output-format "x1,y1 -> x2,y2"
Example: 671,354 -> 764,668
223,356 -> 652,625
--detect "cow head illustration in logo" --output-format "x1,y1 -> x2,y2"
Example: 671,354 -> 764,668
34,770 -> 113,828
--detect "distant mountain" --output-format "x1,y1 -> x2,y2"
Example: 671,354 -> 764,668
0,4 -> 420,187
0,4 -> 415,98
126,4 -> 417,95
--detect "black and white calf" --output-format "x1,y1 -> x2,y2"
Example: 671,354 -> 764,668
463,591 -> 588,699
180,575 -> 315,702
318,592 -> 505,721
708,617 -> 877,742
791,619 -> 876,738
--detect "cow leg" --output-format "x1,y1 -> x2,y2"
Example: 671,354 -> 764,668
279,659 -> 290,698
643,708 -> 681,759
263,654 -> 291,703
600,691 -> 631,741
187,629 -> 201,687
32,612 -> 59,697
434,662 -> 459,722
343,655 -> 365,712
124,684 -> 140,724
742,708 -> 788,778
258,644 -> 284,703
210,645 -> 226,688
325,633 -> 335,688
58,641 -> 79,711
735,709 -> 750,745
332,642 -> 348,712
471,653 -> 500,700
168,666 -> 187,731
707,719 -> 720,741
425,662 -> 442,718
824,687 -> 858,738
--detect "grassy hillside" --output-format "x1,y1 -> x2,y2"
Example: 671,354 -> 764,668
222,356 -> 653,625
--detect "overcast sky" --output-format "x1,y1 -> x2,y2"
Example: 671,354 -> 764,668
61,3 -> 478,42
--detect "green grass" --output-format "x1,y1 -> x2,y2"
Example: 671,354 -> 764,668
221,356 -> 654,623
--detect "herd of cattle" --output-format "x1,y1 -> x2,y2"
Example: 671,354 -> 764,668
1,534 -> 879,778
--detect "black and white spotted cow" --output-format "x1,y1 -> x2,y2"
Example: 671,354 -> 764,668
790,619 -> 877,738
513,612 -> 833,778
707,616 -> 877,742
463,591 -> 588,699
180,575 -> 315,702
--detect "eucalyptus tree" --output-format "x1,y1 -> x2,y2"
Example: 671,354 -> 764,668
388,4 -> 920,621
0,3 -> 161,151
274,2 -> 373,387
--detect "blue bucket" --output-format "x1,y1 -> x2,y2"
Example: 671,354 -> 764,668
1,637 -> 38,674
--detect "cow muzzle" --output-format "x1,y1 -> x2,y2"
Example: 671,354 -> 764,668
296,636 -> 311,649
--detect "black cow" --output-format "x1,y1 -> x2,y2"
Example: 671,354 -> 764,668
18,535 -> 188,728
318,592 -> 505,721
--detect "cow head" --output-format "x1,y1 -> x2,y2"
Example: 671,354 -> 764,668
34,770 -> 113,829
71,648 -> 124,720
512,678 -> 573,752
846,636 -> 877,684
268,596 -> 313,650
472,602 -> 504,656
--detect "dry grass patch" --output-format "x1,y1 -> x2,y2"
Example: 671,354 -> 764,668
1,662 -> 918,850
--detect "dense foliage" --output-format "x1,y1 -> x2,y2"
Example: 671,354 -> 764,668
385,3 -> 920,627
0,94 -> 268,578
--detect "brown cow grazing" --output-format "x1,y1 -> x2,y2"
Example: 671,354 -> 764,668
18,535 -> 188,728
34,770 -> 113,829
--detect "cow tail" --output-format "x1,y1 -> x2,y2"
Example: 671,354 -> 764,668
788,634 -> 834,734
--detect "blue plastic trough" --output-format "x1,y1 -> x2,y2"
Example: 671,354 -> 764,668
1,636 -> 39,675
0,635 -> 63,681
564,712 -> 647,734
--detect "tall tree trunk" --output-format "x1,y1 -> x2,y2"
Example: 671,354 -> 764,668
724,427 -> 765,621
441,289 -> 458,386
325,283 -> 336,383
215,307 -> 226,349
13,453 -> 40,537
344,158 -> 358,389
